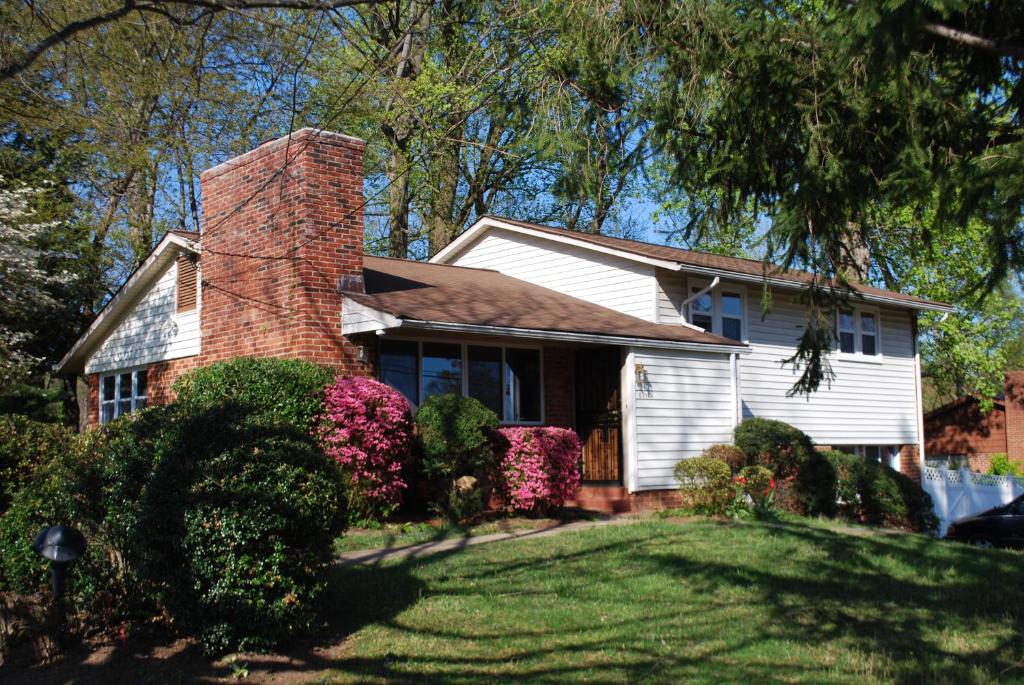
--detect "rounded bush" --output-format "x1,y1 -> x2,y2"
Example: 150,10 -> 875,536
673,456 -> 733,514
0,400 -> 347,655
701,444 -> 748,473
0,415 -> 74,514
496,427 -> 582,512
416,394 -> 499,480
796,449 -> 937,533
173,357 -> 334,431
734,418 -> 815,477
317,376 -> 415,522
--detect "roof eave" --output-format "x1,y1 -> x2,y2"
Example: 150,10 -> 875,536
431,216 -> 683,272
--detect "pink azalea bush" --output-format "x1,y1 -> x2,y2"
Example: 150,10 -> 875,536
317,377 -> 415,521
496,427 -> 582,512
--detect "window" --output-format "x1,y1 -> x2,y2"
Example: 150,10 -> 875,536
380,340 -> 418,405
421,342 -> 462,399
836,308 -> 881,357
99,369 -> 147,424
687,283 -> 745,341
378,340 -> 543,423
836,445 -> 900,470
176,254 -> 198,313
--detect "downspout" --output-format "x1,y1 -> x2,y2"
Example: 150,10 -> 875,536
913,313 -> 927,480
679,276 -> 720,329
730,352 -> 740,428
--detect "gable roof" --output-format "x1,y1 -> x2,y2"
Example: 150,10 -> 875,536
344,256 -> 748,352
924,394 -> 1005,422
57,232 -> 200,374
432,215 -> 956,313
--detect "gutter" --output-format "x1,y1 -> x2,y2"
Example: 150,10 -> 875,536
385,319 -> 751,355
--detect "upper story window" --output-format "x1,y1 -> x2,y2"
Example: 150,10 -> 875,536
176,254 -> 198,313
100,369 -> 147,424
837,308 -> 880,357
686,282 -> 745,342
380,339 -> 542,423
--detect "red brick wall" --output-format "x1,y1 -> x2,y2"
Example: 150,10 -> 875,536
924,398 -> 1007,460
1005,371 -> 1024,464
198,128 -> 368,375
627,489 -> 684,512
543,346 -> 575,428
899,444 -> 921,482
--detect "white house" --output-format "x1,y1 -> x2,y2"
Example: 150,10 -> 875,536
57,128 -> 953,512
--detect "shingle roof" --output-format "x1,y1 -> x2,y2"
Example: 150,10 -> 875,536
477,215 -> 952,311
347,256 -> 744,348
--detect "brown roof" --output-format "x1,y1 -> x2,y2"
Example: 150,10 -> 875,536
349,256 -> 743,348
478,215 -> 952,311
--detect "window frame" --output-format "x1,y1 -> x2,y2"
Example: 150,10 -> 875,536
834,306 -> 883,360
685,279 -> 747,343
99,367 -> 148,424
379,338 -> 545,425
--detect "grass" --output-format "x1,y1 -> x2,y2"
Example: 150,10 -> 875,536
321,518 -> 1024,684
333,512 -> 600,553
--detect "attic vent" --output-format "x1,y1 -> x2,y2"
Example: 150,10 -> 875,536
176,254 -> 198,312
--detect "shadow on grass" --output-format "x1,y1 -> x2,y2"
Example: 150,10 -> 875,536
5,519 -> 1024,684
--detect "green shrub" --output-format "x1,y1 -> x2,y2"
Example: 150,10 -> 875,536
0,401 -> 346,654
673,456 -> 733,514
738,465 -> 775,508
0,415 -> 74,514
734,418 -> 815,477
987,453 -> 1021,477
796,450 -> 937,533
701,444 -> 748,473
415,394 -> 499,480
173,357 -> 334,431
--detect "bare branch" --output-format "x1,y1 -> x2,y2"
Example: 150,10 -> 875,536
1,0 -> 390,83
922,22 -> 1024,60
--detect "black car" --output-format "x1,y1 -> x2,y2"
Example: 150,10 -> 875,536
945,494 -> 1024,549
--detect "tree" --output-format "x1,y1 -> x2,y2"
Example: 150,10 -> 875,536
628,0 -> 1024,394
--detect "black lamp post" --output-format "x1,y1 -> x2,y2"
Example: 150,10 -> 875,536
32,525 -> 86,643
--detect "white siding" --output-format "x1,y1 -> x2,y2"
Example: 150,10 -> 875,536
631,347 -> 736,490
655,268 -> 684,324
85,260 -> 200,374
448,229 -> 658,321
739,285 -> 918,445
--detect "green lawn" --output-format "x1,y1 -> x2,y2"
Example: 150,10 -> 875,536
320,518 -> 1024,684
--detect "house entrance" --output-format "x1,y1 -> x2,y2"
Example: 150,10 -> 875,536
575,347 -> 623,484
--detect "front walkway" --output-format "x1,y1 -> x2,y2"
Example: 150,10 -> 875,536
335,515 -> 648,566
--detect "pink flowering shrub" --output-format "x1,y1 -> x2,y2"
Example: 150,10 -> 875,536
496,427 -> 582,512
317,377 -> 415,522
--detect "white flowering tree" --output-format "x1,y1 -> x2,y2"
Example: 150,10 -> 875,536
0,177 -> 61,387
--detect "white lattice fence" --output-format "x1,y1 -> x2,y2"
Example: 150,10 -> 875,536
922,466 -> 1024,535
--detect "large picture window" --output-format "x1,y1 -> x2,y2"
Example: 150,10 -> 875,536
99,369 -> 147,424
379,340 -> 543,423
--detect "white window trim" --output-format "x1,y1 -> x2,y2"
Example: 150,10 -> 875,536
835,306 -> 883,361
99,367 -> 148,424
381,338 -> 545,425
685,278 -> 748,343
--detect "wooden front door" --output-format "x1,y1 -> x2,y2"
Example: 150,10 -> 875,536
576,347 -> 622,483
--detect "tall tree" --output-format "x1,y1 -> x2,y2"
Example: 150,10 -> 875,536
626,0 -> 1024,394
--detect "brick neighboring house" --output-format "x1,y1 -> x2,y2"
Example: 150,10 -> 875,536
924,371 -> 1024,472
58,128 -> 954,511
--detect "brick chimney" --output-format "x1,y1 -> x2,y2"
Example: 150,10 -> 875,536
198,128 -> 367,370
1005,371 -> 1024,463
